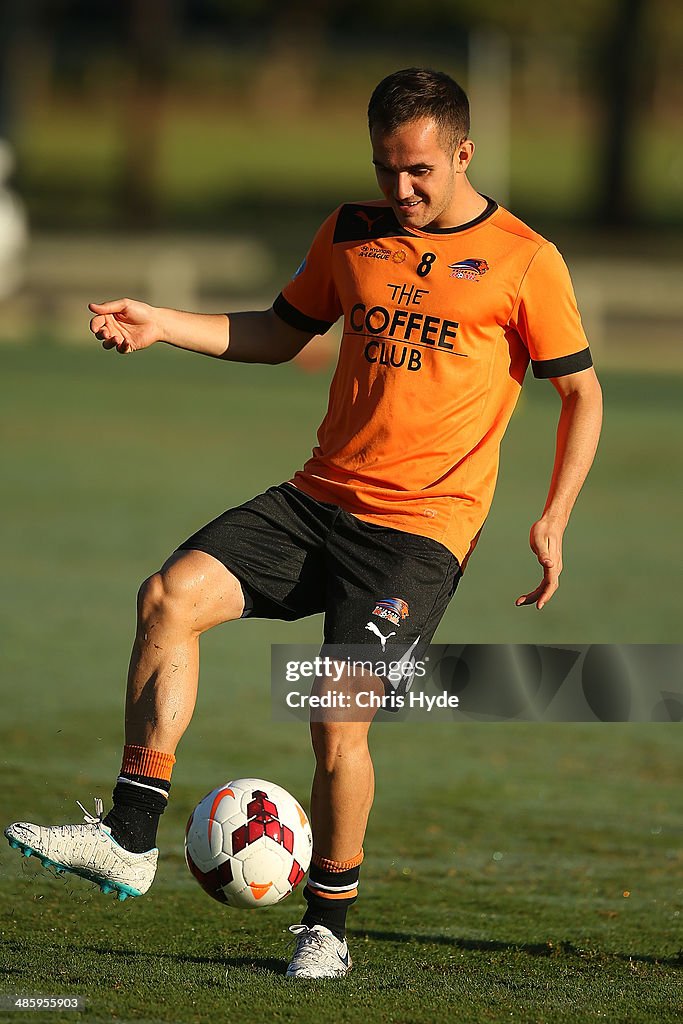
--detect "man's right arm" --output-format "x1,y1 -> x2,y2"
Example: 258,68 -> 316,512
89,299 -> 316,364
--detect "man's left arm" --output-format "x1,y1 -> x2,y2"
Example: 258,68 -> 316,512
516,366 -> 603,610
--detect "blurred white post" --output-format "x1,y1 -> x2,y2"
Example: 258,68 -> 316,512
468,29 -> 511,207
0,139 -> 28,302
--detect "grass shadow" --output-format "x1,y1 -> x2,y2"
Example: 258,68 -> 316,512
351,929 -> 683,969
0,939 -> 287,977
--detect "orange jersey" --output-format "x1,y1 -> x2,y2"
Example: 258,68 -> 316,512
273,199 -> 592,567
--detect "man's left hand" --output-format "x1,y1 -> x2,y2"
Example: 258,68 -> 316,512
515,514 -> 565,610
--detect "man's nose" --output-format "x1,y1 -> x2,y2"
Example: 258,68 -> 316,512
394,172 -> 414,201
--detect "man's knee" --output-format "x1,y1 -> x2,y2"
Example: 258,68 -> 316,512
310,720 -> 371,773
136,552 -> 244,633
137,572 -> 170,626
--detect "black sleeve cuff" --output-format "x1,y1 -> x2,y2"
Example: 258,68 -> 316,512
272,293 -> 335,335
531,347 -> 593,379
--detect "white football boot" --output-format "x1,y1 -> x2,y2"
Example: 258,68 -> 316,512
4,798 -> 157,900
286,924 -> 352,978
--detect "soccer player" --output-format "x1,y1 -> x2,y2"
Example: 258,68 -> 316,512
5,68 -> 602,978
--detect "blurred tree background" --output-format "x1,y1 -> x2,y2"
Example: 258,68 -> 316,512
1,0 -> 681,236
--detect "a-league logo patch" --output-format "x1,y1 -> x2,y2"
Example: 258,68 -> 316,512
372,598 -> 410,627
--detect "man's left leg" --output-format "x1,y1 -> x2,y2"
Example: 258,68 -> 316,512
287,512 -> 461,978
287,698 -> 378,978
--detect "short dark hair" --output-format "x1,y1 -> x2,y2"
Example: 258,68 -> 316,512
368,68 -> 470,151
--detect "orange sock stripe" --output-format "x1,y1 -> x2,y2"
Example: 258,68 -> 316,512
311,849 -> 364,872
305,886 -> 358,901
121,744 -> 176,783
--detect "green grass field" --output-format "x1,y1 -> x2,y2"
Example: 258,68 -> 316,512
1,344 -> 681,1023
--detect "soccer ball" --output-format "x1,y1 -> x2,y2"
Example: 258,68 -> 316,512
184,778 -> 312,908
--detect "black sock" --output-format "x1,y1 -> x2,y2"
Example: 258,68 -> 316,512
301,857 -> 362,941
103,773 -> 170,854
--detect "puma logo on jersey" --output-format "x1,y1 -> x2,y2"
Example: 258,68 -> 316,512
355,210 -> 383,233
365,621 -> 396,651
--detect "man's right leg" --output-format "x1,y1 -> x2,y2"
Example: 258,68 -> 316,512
103,549 -> 246,855
4,549 -> 245,897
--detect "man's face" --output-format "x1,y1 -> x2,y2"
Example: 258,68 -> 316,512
371,117 -> 462,230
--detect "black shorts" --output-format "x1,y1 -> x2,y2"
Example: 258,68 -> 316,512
177,483 -> 461,659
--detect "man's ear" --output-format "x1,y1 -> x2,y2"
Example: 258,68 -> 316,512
455,139 -> 476,173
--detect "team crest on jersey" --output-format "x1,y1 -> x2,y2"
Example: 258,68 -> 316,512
392,249 -> 407,264
449,258 -> 489,281
371,598 -> 410,627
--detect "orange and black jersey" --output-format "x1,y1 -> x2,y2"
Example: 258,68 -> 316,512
273,198 -> 592,566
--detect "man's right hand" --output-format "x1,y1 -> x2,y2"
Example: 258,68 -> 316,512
89,298 -> 162,354
89,301 -> 314,363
